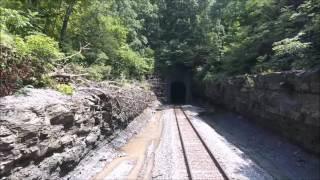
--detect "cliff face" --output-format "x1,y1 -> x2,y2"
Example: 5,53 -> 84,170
0,84 -> 156,179
203,69 -> 320,155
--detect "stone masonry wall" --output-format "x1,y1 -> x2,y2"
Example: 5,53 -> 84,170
203,69 -> 320,155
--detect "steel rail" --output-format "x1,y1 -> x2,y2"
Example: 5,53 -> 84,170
173,106 -> 192,180
174,106 -> 230,180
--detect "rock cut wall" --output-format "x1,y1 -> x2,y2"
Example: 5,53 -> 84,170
203,69 -> 320,155
0,84 -> 156,179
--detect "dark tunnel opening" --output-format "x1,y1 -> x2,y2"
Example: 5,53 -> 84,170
171,81 -> 186,104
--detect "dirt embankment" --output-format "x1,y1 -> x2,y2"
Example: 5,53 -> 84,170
0,83 -> 156,179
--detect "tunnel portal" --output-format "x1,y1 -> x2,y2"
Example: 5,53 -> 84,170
170,81 -> 186,104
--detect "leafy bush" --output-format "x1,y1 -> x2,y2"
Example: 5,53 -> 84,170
0,7 -> 32,35
87,64 -> 112,81
253,33 -> 316,72
0,44 -> 34,97
117,46 -> 152,78
54,84 -> 74,95
0,32 -> 64,96
37,75 -> 56,88
0,31 -> 14,48
272,34 -> 310,58
14,36 -> 29,56
202,71 -> 226,84
100,16 -> 128,46
24,34 -> 63,61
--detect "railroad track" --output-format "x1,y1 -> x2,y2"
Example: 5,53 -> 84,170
174,106 -> 229,180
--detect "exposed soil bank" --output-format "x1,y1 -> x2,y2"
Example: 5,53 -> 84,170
200,69 -> 320,155
0,83 -> 156,179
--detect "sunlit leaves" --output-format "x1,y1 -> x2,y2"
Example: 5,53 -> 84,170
272,34 -> 310,58
0,7 -> 32,34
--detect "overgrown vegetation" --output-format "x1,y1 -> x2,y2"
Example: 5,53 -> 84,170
153,0 -> 320,82
1,0 -> 319,95
0,0 -> 156,94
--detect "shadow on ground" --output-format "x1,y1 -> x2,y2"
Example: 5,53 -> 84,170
197,106 -> 320,180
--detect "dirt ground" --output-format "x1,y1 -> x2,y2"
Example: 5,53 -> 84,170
65,104 -> 320,180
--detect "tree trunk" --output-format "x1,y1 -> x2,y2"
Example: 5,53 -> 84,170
59,0 -> 76,49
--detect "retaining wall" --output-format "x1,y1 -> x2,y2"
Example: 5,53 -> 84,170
203,69 -> 320,154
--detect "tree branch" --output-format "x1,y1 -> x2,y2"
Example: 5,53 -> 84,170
54,43 -> 90,63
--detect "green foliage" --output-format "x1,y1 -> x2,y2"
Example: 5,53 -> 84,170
1,0 -> 155,86
13,36 -> 28,56
272,35 -> 310,58
87,64 -> 112,81
64,0 -> 155,79
63,63 -> 112,81
2,0 -> 319,92
2,32 -> 63,69
201,71 -> 226,84
269,34 -> 311,70
36,75 -> 57,88
12,34 -> 63,74
0,7 -> 32,34
24,34 -> 63,61
175,0 -> 320,82
117,45 -> 153,78
100,16 -> 128,46
0,31 -> 14,47
0,43 -> 38,97
54,84 -> 74,95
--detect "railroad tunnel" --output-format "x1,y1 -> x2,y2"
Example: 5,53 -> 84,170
164,65 -> 192,104
170,81 -> 186,104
